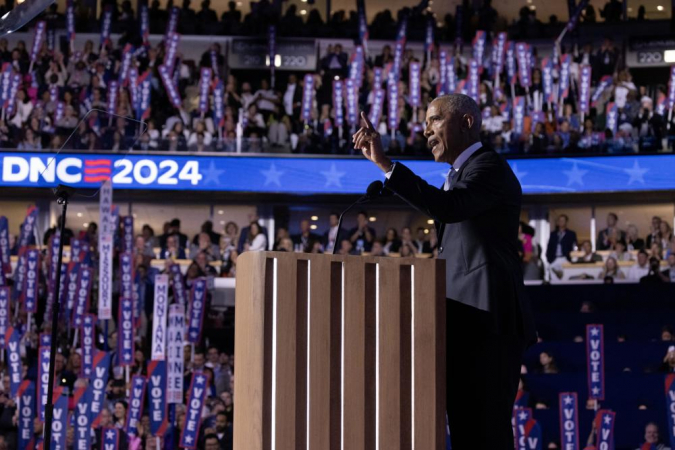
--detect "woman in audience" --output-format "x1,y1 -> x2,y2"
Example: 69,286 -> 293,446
609,240 -> 632,261
383,228 -> 401,255
661,346 -> 675,373
17,128 -> 42,150
626,224 -> 645,251
221,221 -> 239,261
245,221 -> 267,251
598,256 -> 625,280
9,89 -> 33,129
113,400 -> 128,428
538,351 -> 559,374
649,242 -> 664,260
659,222 -> 673,250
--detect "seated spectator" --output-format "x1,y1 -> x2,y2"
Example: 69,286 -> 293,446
661,346 -> 675,373
190,232 -> 220,262
337,238 -> 356,256
649,242 -> 664,260
636,422 -> 671,450
160,235 -> 187,259
640,257 -> 668,284
662,254 -> 675,282
348,211 -> 376,254
597,256 -> 625,280
627,250 -> 650,281
17,128 -> 42,150
538,351 -> 559,374
383,227 -> 401,255
646,216 -> 662,249
659,221 -> 673,250
662,326 -> 674,342
244,221 -> 267,251
626,224 -> 645,251
292,219 -> 321,253
414,227 -> 432,254
573,240 -> 601,264
370,241 -> 385,256
547,214 -> 577,277
609,240 -> 632,262
597,212 -> 625,250
323,213 -> 339,254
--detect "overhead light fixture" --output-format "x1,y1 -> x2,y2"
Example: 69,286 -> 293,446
424,229 -> 430,234
657,5 -> 664,11
310,225 -> 317,230
218,210 -> 224,215
427,219 -> 434,224
83,223 -> 89,227
311,216 -> 318,221
77,212 -> 83,217
664,50 -> 675,62
300,9 -> 307,15
369,217 -> 376,222
220,220 -> 225,225
274,54 -> 281,68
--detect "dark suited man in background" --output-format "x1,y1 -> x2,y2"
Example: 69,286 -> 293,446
353,94 -> 536,448
546,214 -> 578,279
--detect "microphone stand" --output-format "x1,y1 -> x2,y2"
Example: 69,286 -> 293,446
43,184 -> 74,448
332,195 -> 371,255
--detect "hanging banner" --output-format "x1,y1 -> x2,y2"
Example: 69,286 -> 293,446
164,32 -> 181,70
472,30 -> 487,66
369,89 -> 385,128
198,68 -> 212,114
542,58 -> 554,104
117,293 -> 134,366
516,42 -> 531,87
301,74 -> 314,122
579,65 -> 592,114
5,327 -> 21,398
587,324 -> 605,400
0,216 -> 9,275
159,64 -> 182,109
148,360 -> 169,436
98,179 -> 113,319
74,386 -> 92,450
81,314 -> 96,378
167,303 -> 185,404
180,372 -> 208,449
468,58 -> 480,103
18,380 -> 36,449
0,287 -> 9,348
559,55 -> 571,102
591,75 -> 613,108
559,392 -> 580,450
606,102 -> 618,135
169,263 -> 187,305
514,96 -> 526,134
125,375 -> 147,436
23,248 -> 39,313
595,409 -> 616,450
409,62 -> 421,107
90,351 -> 111,428
99,7 -> 112,48
666,374 -> 675,450
345,78 -> 359,127
30,21 -> 46,63
71,266 -> 91,328
102,427 -> 120,449
387,80 -> 399,131
187,278 -> 207,344
332,80 -> 344,128
37,346 -> 50,421
151,274 -> 169,360
50,386 -> 68,450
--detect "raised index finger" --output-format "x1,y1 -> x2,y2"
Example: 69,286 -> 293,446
361,111 -> 375,131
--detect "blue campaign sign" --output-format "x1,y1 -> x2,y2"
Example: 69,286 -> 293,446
0,151 -> 673,195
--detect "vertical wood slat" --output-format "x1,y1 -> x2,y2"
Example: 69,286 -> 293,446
295,260 -> 309,450
233,252 -> 271,450
308,257 -> 343,450
413,259 -> 446,450
274,256 -> 298,449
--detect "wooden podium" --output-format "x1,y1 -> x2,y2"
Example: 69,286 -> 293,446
233,251 -> 446,450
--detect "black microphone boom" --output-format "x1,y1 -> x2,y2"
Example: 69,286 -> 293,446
332,180 -> 385,255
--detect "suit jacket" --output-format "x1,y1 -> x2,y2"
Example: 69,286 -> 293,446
546,229 -> 578,263
384,148 -> 536,340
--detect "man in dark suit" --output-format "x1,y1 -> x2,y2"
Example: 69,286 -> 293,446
546,214 -> 578,264
291,219 -> 321,253
353,94 -> 536,448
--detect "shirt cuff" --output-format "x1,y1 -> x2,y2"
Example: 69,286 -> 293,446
384,162 -> 396,179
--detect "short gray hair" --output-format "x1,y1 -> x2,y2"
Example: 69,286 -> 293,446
432,94 -> 482,134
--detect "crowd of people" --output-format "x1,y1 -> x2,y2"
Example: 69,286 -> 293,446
0,1 -> 668,156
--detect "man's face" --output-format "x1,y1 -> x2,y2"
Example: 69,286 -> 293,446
638,253 -> 648,265
607,214 -> 616,227
645,424 -> 658,443
208,348 -> 219,363
216,414 -> 228,432
194,353 -> 205,367
205,438 -> 220,450
357,214 -> 367,227
557,216 -> 567,229
300,220 -> 310,233
424,101 -> 452,163
329,214 -> 338,227
653,217 -> 661,229
289,74 -> 297,85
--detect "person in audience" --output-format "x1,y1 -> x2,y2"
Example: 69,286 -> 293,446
538,351 -> 559,374
661,346 -> 675,373
662,254 -> 675,282
292,219 -> 321,253
272,227 -> 290,251
661,326 -> 674,342
323,212 -> 339,254
640,257 -> 668,284
142,224 -> 157,249
659,221 -> 673,250
338,238 -> 356,256
626,224 -> 645,251
413,227 -> 432,254
573,240 -> 602,264
190,232 -> 220,262
370,241 -> 385,256
597,213 -> 625,250
646,216 -> 662,249
609,240 -> 632,261
244,221 -> 267,251
649,242 -> 664,260
221,221 -> 239,261
546,214 -> 577,278
160,234 -> 187,259
383,227 -> 401,255
598,256 -> 625,280
348,211 -> 376,254
636,422 -> 671,450
627,250 -> 650,281
237,213 -> 267,253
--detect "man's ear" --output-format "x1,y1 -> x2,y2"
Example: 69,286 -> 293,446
463,114 -> 474,131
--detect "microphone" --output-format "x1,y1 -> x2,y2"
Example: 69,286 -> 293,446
332,180 -> 386,255
0,0 -> 55,36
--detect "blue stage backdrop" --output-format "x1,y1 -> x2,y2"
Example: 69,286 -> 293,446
0,152 -> 671,195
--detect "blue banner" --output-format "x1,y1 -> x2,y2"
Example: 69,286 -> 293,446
438,51 -> 447,96
516,42 -> 531,88
169,263 -> 187,305
118,294 -> 135,366
587,324 -> 605,400
63,262 -> 80,322
595,410 -> 616,450
74,386 -> 92,450
17,380 -> 35,449
579,64 -> 592,114
71,266 -> 91,328
472,30 -> 486,66
0,216 -> 9,275
30,21 -> 46,63
0,287 -> 9,348
100,7 -> 112,48
387,79 -> 399,130
18,206 -> 37,249
301,74 -> 314,122
37,346 -> 50,421
467,58 -> 480,103
50,387 -> 68,450
102,427 -> 120,449
90,351 -> 111,428
147,360 -> 169,436
81,314 -> 96,378
198,68 -> 212,114
187,278 -> 207,343
515,407 -> 533,450
23,248 -> 39,313
180,371 -> 208,448
409,62 -> 421,108
559,55 -> 571,101
666,375 -> 675,449
559,392 -> 580,450
126,375 -> 147,436
333,80 -> 344,128
369,89 -> 385,128
159,64 -> 182,109
5,327 -> 21,398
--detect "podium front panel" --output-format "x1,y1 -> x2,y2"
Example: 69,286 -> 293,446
234,252 -> 445,450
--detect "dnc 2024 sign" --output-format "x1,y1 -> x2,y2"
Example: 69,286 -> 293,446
1,151 -> 674,195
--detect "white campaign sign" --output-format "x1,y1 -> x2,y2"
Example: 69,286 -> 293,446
151,275 -> 169,361
167,303 -> 185,404
98,179 -> 113,319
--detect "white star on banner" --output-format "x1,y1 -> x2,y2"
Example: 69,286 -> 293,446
518,411 -> 528,421
185,435 -> 193,444
603,415 -> 612,425
106,430 -> 115,440
261,163 -> 284,187
563,162 -> 588,187
624,160 -> 648,185
511,163 -> 528,183
196,375 -> 205,385
320,163 -> 346,188
201,161 -> 224,185
564,396 -> 574,405
590,328 -> 600,337
592,387 -> 600,395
